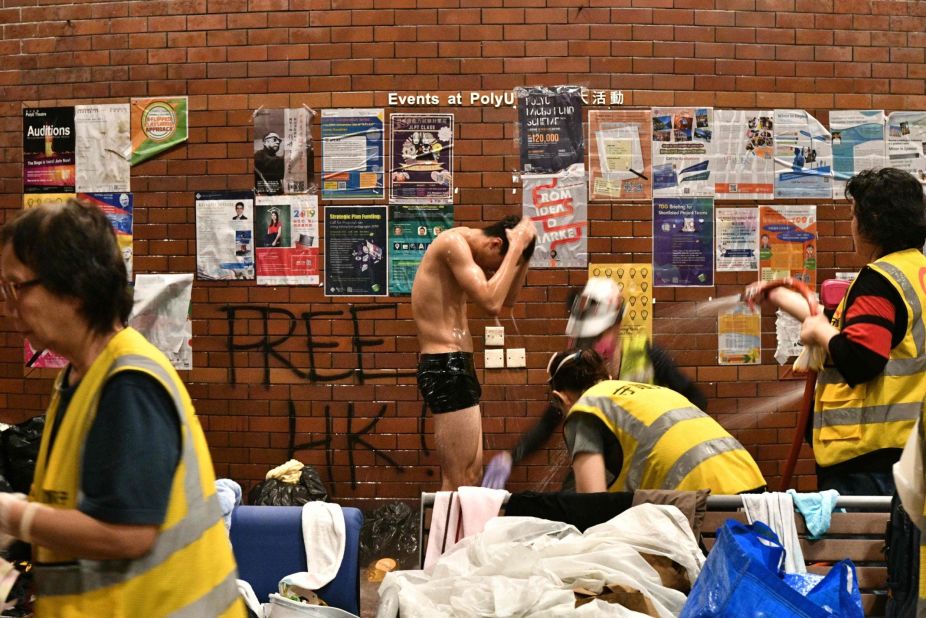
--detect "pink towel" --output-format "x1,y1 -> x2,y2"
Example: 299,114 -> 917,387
458,486 -> 508,537
423,487 -> 509,570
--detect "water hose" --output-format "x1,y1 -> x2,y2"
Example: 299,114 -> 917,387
743,278 -> 819,491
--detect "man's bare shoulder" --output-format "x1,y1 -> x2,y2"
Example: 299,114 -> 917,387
423,227 -> 471,261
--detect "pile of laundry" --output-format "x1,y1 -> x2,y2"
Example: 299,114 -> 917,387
376,503 -> 704,617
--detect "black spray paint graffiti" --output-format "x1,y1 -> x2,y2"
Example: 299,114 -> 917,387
220,304 -> 431,490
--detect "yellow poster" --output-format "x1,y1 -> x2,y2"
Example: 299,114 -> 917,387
588,263 -> 652,338
718,305 -> 761,365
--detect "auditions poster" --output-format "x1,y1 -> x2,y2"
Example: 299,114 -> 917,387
128,97 -> 188,166
588,263 -> 653,339
651,107 -> 714,198
255,195 -> 319,286
195,191 -> 255,281
325,205 -> 388,296
713,109 -> 774,200
517,86 -> 584,174
587,109 -> 652,201
321,108 -> 384,200
23,107 -> 76,193
773,109 -> 832,199
759,204 -> 817,289
388,204 -> 452,295
653,197 -> 715,287
389,114 -> 454,204
523,170 -> 588,268
75,103 -> 131,193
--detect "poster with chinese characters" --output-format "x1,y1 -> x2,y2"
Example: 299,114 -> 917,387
718,304 -> 761,365
831,110 -> 886,200
389,114 -> 454,204
773,109 -> 832,199
713,109 -> 774,200
255,194 -> 320,286
195,191 -> 255,281
651,107 -> 714,198
715,207 -> 758,272
759,204 -> 817,289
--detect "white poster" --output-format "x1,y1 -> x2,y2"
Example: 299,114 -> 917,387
830,110 -> 886,199
129,273 -> 193,370
195,191 -> 255,280
522,168 -> 588,268
773,109 -> 833,199
716,207 -> 758,272
887,111 -> 926,190
75,104 -> 131,193
255,194 -> 320,286
651,107 -> 714,198
713,110 -> 774,200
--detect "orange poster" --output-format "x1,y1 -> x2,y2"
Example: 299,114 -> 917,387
758,205 -> 817,290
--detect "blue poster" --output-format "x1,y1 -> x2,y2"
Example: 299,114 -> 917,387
321,108 -> 385,200
388,205 -> 453,295
653,197 -> 714,287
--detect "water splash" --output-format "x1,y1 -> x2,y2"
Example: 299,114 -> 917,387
534,448 -> 572,492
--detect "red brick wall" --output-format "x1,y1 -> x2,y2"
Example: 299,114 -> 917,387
2,0 -> 925,506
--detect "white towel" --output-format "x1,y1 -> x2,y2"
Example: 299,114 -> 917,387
423,491 -> 461,570
282,502 -> 346,591
457,486 -> 508,537
742,492 -> 806,573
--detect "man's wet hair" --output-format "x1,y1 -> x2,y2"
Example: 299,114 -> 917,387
482,215 -> 536,263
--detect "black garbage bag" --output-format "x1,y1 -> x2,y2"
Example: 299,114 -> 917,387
247,465 -> 328,506
1,416 -> 45,494
360,501 -> 419,570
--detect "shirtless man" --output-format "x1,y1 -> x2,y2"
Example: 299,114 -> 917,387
412,215 -> 536,490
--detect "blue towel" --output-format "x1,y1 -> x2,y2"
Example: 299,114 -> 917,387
216,478 -> 242,531
787,489 -> 840,539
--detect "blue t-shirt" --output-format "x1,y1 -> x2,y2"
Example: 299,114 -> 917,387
48,369 -> 181,525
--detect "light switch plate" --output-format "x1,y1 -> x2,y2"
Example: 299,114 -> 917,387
485,326 -> 505,347
506,347 -> 526,368
485,348 -> 505,369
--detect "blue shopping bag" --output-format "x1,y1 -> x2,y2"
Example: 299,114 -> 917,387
680,519 -> 862,618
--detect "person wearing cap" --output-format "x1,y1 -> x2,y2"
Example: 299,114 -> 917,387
482,277 -> 706,489
412,215 -> 536,491
255,131 -> 284,191
548,348 -> 766,494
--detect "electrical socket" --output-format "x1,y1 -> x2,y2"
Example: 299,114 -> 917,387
484,348 -> 505,369
485,326 -> 505,347
506,348 -> 526,368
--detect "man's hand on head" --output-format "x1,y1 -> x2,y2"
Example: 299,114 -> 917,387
507,216 -> 536,249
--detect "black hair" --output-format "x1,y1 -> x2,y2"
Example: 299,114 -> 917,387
548,348 -> 609,394
845,167 -> 926,255
0,199 -> 132,334
235,202 -> 244,208
482,215 -> 536,263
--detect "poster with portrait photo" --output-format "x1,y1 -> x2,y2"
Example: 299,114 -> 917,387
23,107 -> 76,193
517,86 -> 584,174
255,195 -> 319,286
195,190 -> 255,281
653,197 -> 715,287
389,114 -> 454,204
325,205 -> 388,296
388,204 -> 452,295
254,107 -> 316,196
78,192 -> 134,280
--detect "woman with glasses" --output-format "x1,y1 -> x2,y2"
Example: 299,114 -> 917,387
0,200 -> 244,617
548,348 -> 765,494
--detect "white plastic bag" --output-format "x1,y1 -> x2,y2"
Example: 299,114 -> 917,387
893,419 -> 924,529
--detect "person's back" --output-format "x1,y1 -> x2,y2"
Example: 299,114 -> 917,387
567,379 -> 765,494
411,228 -> 472,354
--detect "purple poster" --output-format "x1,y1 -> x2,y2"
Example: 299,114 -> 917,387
389,113 -> 454,204
653,197 -> 714,287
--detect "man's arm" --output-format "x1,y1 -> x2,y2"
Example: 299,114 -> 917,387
446,218 -> 535,316
503,258 -> 530,308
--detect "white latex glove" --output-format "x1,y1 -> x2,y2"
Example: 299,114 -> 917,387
0,494 -> 26,550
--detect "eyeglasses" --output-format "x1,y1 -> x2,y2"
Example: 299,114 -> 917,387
0,278 -> 41,302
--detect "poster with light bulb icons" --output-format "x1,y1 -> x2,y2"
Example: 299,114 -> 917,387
588,263 -> 653,339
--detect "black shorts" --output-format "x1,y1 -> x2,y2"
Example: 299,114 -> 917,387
417,352 -> 481,414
